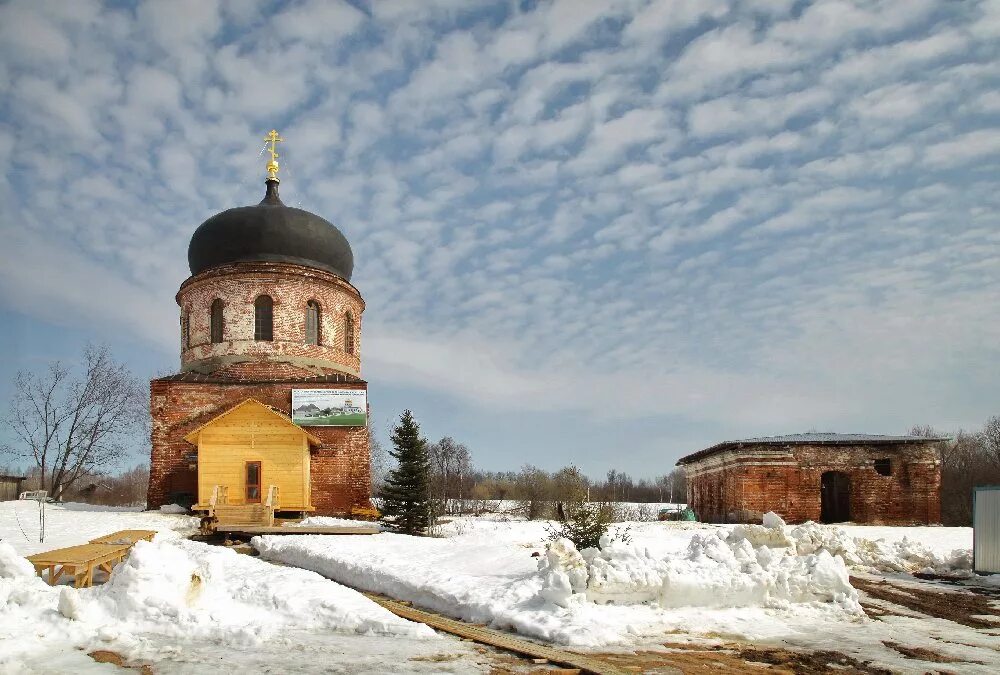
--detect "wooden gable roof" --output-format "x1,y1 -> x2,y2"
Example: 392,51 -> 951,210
183,398 -> 322,446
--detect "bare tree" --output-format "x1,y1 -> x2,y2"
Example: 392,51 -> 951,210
64,464 -> 149,506
912,421 -> 1000,525
515,464 -> 552,520
2,345 -> 145,498
551,465 -> 588,520
602,469 -> 634,502
427,436 -> 472,514
983,415 -> 1000,469
369,423 -> 389,496
669,468 -> 686,504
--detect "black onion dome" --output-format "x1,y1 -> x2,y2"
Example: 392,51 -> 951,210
188,180 -> 354,280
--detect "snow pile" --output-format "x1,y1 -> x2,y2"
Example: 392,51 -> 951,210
158,503 -> 188,514
258,520 -> 865,647
536,538 -> 587,607
0,541 -> 36,580
0,541 -> 42,615
55,539 -> 433,643
0,538 -> 434,671
762,511 -> 786,529
789,523 -> 971,574
538,532 -> 860,612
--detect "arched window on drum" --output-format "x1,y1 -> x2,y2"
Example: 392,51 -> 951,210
305,300 -> 321,345
344,311 -> 355,354
254,295 -> 273,341
210,299 -> 224,343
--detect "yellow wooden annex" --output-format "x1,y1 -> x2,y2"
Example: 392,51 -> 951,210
185,399 -> 319,511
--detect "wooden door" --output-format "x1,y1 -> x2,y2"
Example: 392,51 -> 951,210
820,471 -> 850,523
245,461 -> 262,503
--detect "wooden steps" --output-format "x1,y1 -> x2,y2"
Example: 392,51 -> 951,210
200,485 -> 283,532
213,504 -> 268,525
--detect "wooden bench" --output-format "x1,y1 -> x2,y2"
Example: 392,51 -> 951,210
88,529 -> 157,546
27,529 -> 158,588
27,543 -> 132,588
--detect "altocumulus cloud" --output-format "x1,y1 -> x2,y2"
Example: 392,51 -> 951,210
1,0 -> 999,463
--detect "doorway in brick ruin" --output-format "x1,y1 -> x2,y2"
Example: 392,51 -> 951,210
820,471 -> 851,523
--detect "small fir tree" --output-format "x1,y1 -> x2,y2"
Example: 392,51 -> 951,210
379,410 -> 432,535
548,503 -> 631,550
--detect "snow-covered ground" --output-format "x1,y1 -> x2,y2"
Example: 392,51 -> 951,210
0,500 -> 200,556
257,515 -> 999,672
2,502 -> 996,673
0,502 -> 467,674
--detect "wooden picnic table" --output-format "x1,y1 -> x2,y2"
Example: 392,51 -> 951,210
88,529 -> 157,546
27,543 -> 131,588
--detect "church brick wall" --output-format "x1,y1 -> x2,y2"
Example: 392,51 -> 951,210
177,262 -> 363,378
148,379 -> 371,515
684,442 -> 940,525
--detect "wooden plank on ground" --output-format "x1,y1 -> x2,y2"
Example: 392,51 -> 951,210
216,525 -> 379,535
362,592 -> 640,675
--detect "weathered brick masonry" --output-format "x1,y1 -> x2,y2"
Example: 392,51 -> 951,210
678,435 -> 942,525
179,262 -> 363,377
148,375 -> 370,514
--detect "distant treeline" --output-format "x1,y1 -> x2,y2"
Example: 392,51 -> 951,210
371,432 -> 686,519
9,464 -> 149,507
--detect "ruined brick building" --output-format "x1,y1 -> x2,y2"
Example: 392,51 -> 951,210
147,138 -> 370,515
677,434 -> 943,524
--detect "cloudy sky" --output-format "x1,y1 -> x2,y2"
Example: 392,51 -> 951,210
1,0 -> 998,478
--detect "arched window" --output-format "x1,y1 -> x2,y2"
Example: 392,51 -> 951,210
210,299 -> 224,344
305,300 -> 321,345
343,312 -> 355,354
182,310 -> 191,349
254,295 -> 273,341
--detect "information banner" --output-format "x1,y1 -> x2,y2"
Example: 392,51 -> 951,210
291,389 -> 367,427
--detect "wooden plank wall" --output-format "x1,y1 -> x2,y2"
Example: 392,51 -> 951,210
0,477 -> 24,501
197,405 -> 310,508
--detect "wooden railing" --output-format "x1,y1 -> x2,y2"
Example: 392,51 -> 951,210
264,485 -> 279,526
209,485 -> 229,511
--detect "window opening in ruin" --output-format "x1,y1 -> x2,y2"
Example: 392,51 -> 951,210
182,311 -> 190,348
254,295 -> 273,341
306,300 -> 321,345
344,312 -> 355,354
874,458 -> 892,476
210,299 -> 224,343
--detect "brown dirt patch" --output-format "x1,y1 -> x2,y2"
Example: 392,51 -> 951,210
589,642 -> 892,675
851,576 -> 1000,629
87,650 -> 153,674
88,651 -> 127,667
882,641 -> 983,664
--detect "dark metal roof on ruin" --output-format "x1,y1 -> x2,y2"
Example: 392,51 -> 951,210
187,179 -> 354,281
676,433 -> 949,465
153,372 -> 365,385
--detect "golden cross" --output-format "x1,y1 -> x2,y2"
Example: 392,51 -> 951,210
265,129 -> 283,181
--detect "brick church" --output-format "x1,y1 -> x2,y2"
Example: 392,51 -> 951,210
147,133 -> 371,515
678,433 -> 943,525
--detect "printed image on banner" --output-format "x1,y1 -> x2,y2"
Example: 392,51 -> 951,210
291,389 -> 367,427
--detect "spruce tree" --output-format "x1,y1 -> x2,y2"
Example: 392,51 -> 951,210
380,410 -> 431,535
